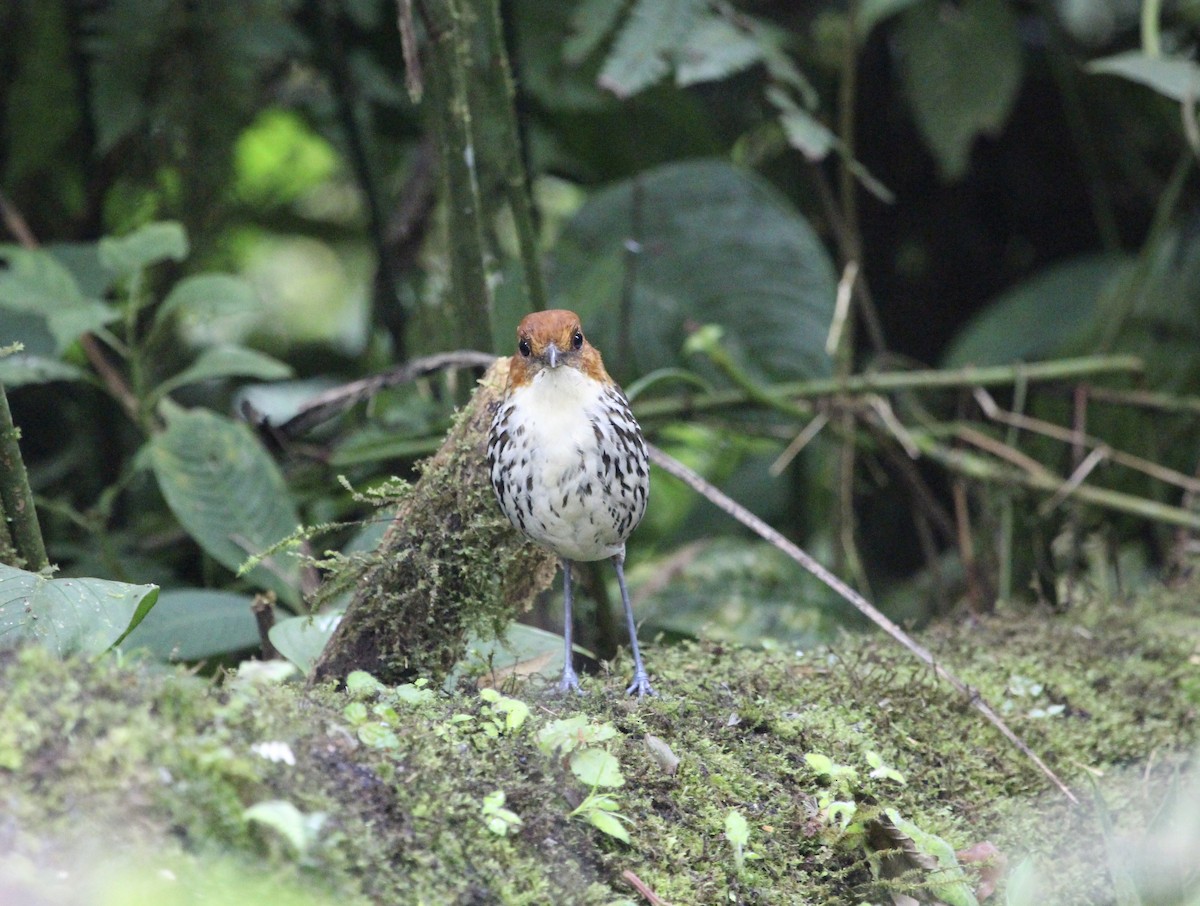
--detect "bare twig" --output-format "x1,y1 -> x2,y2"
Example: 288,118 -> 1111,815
267,350 -> 497,438
769,411 -> 829,476
622,869 -> 674,906
647,442 -> 1080,805
975,388 -> 1200,494
252,593 -> 280,660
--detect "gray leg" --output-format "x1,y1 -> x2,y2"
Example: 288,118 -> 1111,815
613,552 -> 654,698
557,559 -> 582,694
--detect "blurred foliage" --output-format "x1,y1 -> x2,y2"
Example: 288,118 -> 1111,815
2,0 -> 1200,665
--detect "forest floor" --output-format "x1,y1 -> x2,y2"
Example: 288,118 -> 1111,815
2,580 -> 1198,905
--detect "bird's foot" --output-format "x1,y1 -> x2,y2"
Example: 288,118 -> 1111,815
625,671 -> 656,699
556,667 -> 583,695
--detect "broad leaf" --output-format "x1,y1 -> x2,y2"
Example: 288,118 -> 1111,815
270,612 -> 343,673
147,408 -> 301,604
0,563 -> 159,656
451,622 -> 567,688
942,253 -> 1127,367
674,17 -> 764,88
99,221 -> 188,278
152,345 -> 293,401
563,0 -> 624,65
584,808 -> 631,843
896,0 -> 1022,179
571,748 -> 625,787
1087,51 -> 1200,102
154,273 -> 261,335
597,0 -> 708,98
121,588 -> 261,661
0,354 -> 90,387
548,160 -> 837,385
0,247 -> 117,353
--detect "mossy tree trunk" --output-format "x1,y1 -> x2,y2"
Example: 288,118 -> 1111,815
310,359 -> 555,685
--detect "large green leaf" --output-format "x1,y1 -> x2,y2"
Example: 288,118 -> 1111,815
0,247 -> 118,353
0,354 -> 90,387
147,408 -> 301,604
154,273 -> 261,334
98,221 -> 188,279
151,345 -> 294,402
270,612 -> 342,673
942,253 -> 1127,367
121,588 -> 261,661
0,563 -> 159,656
547,160 -> 837,384
597,0 -> 708,98
1087,51 -> 1200,102
674,17 -> 765,88
896,0 -> 1022,179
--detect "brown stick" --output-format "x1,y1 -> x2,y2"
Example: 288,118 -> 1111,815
622,869 -> 674,906
647,442 -> 1080,805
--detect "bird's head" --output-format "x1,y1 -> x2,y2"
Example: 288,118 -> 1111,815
507,309 -> 610,387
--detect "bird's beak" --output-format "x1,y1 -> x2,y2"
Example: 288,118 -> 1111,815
545,342 -> 560,368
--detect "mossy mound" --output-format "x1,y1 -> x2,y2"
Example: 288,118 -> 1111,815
1,584 -> 1198,904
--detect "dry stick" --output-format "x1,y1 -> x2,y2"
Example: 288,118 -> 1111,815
274,350 -> 497,438
622,869 -> 674,906
646,442 -> 1080,805
975,388 -> 1200,494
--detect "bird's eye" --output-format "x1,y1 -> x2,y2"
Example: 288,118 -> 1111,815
572,331 -> 584,350
518,338 -> 532,357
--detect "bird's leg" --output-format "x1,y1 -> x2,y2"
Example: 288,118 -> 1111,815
613,552 -> 655,698
557,559 -> 582,694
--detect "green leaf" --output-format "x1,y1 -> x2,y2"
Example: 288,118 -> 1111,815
120,588 -> 260,661
549,160 -> 837,385
584,808 -> 631,843
0,354 -> 90,387
1087,51 -> 1200,102
942,253 -> 1127,367
882,809 -> 980,906
154,273 -> 261,333
597,0 -> 708,99
98,221 -> 188,278
244,800 -> 325,855
563,0 -> 624,65
45,299 -> 121,350
357,723 -> 400,750
674,17 -> 764,88
896,0 -> 1022,179
0,563 -> 159,656
152,345 -> 293,402
0,247 -> 117,353
724,810 -> 750,848
570,748 -> 625,787
147,408 -> 301,604
346,670 -> 385,697
450,622 -> 568,687
269,612 -> 342,673
766,86 -> 834,162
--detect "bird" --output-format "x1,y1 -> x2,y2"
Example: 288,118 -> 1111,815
487,309 -> 653,697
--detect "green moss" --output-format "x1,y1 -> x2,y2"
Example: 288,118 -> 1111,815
2,583 -> 1199,904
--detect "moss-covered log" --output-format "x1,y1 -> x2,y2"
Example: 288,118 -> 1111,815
3,585 -> 1200,904
310,358 -> 555,685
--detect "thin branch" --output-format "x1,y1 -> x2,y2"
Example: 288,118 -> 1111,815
622,869 -> 674,906
632,355 -> 1144,421
975,388 -> 1200,494
263,350 -> 497,438
646,442 -> 1079,805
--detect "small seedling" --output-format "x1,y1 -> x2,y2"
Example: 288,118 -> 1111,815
481,790 -> 523,836
724,809 -> 761,872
